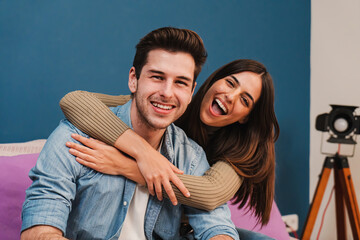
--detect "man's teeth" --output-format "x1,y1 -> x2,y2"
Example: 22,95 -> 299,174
215,99 -> 227,114
152,102 -> 173,110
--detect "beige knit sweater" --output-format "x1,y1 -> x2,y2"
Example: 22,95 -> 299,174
60,90 -> 242,211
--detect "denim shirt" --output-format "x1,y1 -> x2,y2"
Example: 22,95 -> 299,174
22,101 -> 238,240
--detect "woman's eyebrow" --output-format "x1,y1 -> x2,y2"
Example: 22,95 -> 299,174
245,92 -> 255,105
231,75 -> 240,85
231,75 -> 255,105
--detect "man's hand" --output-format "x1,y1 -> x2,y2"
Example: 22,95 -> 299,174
21,225 -> 67,240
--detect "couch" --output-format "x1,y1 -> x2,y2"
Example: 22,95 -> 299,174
0,140 -> 290,240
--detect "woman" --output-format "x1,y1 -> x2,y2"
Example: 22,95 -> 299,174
60,59 -> 279,226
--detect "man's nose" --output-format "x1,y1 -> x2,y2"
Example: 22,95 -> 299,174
159,80 -> 174,98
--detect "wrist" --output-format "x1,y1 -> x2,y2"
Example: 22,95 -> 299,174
114,129 -> 149,160
118,158 -> 146,186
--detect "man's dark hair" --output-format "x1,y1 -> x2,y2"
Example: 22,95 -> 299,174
133,27 -> 207,83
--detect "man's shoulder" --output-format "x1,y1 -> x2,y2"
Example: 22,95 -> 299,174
109,100 -> 132,126
109,105 -> 123,114
167,123 -> 203,153
55,119 -> 89,137
165,124 -> 209,175
44,119 -> 91,150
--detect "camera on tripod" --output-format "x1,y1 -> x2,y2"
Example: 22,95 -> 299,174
302,104 -> 360,240
315,104 -> 360,145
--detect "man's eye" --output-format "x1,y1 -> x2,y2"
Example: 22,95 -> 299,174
176,80 -> 188,86
152,76 -> 163,80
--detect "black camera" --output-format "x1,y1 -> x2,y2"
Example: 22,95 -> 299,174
316,105 -> 360,144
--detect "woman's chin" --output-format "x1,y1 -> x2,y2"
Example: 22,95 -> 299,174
201,117 -> 223,128
200,111 -> 224,127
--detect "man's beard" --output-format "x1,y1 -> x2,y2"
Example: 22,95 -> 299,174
134,95 -> 169,131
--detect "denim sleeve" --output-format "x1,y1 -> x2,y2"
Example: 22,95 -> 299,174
21,120 -> 85,234
184,149 -> 239,240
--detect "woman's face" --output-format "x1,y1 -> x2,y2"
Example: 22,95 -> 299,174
200,71 -> 262,127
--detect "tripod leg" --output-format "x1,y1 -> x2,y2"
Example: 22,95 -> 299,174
334,165 -> 346,239
337,156 -> 360,239
302,157 -> 333,240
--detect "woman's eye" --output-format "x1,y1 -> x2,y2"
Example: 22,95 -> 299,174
241,96 -> 249,107
226,79 -> 234,87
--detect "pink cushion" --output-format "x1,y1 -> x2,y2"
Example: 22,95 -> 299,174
0,153 -> 39,240
228,200 -> 289,240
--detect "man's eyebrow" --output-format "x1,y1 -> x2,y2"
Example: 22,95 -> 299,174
177,76 -> 192,82
149,70 -> 165,75
149,70 -> 192,82
231,75 -> 255,105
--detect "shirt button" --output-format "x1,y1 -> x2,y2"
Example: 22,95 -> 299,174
123,201 -> 127,206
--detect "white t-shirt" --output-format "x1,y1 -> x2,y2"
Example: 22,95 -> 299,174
119,140 -> 163,239
118,184 -> 149,239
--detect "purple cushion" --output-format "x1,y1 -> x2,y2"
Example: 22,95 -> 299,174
0,153 -> 39,240
228,200 -> 289,240
0,152 -> 289,240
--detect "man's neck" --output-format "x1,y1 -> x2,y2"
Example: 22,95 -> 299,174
130,102 -> 165,150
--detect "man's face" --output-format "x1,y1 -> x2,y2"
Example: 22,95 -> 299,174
129,49 -> 196,131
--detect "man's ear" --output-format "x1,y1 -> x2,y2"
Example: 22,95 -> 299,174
189,82 -> 197,104
128,67 -> 137,94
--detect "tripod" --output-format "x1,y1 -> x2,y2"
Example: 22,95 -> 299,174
302,154 -> 360,239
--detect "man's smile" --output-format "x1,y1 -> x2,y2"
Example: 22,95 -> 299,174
151,101 -> 175,110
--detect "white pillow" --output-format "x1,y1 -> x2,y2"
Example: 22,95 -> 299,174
0,139 -> 46,156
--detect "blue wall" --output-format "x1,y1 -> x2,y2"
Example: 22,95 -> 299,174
0,0 -> 310,232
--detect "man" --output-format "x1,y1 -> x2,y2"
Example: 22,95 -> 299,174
21,27 -> 239,239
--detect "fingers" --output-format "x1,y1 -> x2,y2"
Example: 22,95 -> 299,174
154,180 -> 163,201
68,148 -> 95,163
155,176 -> 189,205
170,175 -> 190,198
66,141 -> 94,155
71,134 -> 98,149
75,157 -> 98,169
163,181 -> 177,205
68,147 -> 100,172
146,175 -> 189,205
170,164 -> 184,174
147,182 -> 155,197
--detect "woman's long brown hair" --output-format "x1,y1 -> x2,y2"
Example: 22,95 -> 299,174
176,59 -> 280,225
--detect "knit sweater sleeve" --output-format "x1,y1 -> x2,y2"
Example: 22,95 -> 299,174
59,90 -> 243,211
175,161 -> 242,210
59,90 -> 131,146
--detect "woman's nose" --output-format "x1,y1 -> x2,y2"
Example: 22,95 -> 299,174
225,90 -> 237,103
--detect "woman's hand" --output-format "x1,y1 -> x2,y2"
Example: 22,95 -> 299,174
66,134 -> 146,185
115,130 -> 190,205
68,132 -> 190,205
135,145 -> 190,205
